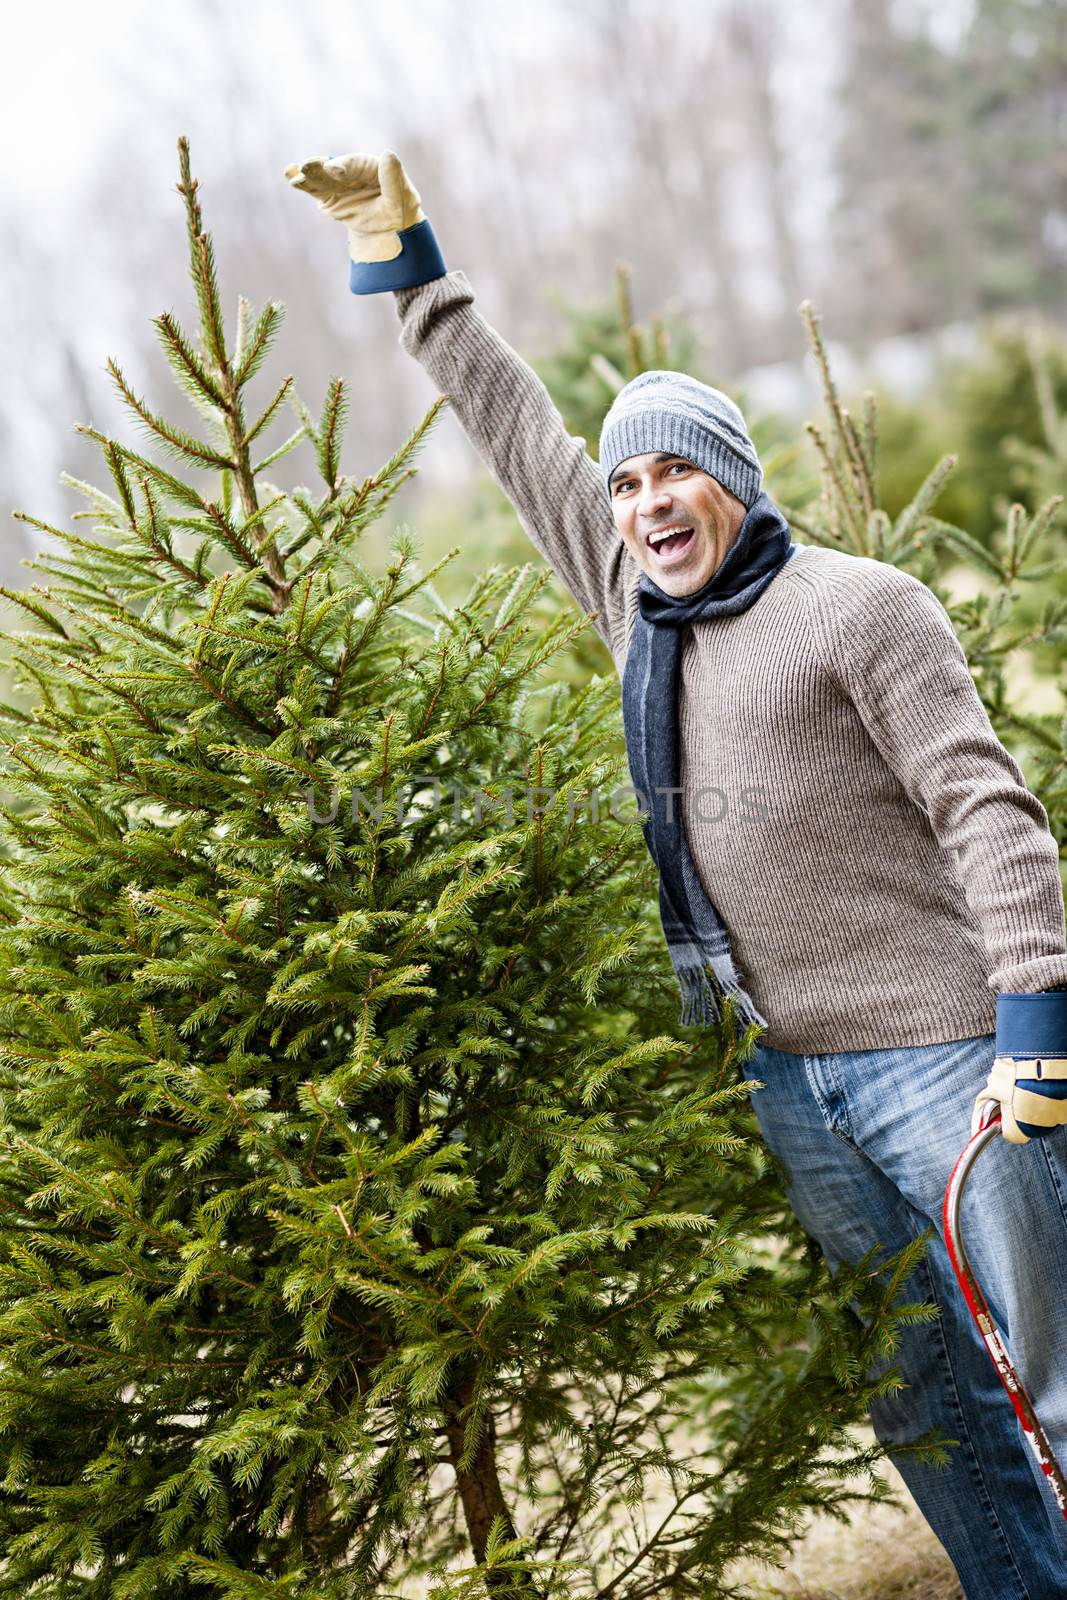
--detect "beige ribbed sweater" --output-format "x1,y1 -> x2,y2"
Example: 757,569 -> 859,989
393,269 -> 1067,1053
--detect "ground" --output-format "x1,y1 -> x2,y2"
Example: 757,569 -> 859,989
725,1457 -> 963,1599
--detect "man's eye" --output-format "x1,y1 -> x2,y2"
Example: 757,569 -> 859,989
614,463 -> 688,494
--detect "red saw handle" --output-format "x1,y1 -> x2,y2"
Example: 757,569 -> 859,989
943,1110 -> 1067,1522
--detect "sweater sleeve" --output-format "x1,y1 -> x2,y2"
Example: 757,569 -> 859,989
821,564 -> 1067,996
392,270 -> 633,656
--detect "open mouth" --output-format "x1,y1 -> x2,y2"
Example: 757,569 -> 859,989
646,526 -> 695,564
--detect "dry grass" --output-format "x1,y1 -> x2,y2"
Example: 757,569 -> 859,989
401,1453 -> 964,1599
724,1458 -> 962,1600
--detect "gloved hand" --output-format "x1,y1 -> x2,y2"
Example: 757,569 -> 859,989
971,990 -> 1067,1144
284,150 -> 447,296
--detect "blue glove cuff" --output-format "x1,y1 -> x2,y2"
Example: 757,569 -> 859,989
994,991 -> 1067,1058
348,218 -> 448,295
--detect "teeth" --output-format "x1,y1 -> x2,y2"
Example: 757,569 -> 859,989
649,526 -> 692,548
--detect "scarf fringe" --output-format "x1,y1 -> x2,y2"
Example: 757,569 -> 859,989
677,965 -> 769,1033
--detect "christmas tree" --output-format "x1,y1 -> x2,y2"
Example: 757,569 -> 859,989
0,141 -> 926,1599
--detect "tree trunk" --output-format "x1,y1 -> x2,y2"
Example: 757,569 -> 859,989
445,1363 -> 539,1597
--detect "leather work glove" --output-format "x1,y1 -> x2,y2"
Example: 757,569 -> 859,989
284,149 -> 447,295
971,990 -> 1067,1145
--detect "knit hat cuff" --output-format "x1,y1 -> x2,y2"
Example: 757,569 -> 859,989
600,407 -> 763,509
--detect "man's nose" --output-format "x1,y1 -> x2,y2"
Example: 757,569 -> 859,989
637,479 -> 672,516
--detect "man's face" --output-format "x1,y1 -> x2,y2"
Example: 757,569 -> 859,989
608,452 -> 748,597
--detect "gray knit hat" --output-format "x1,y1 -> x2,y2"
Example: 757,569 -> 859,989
598,370 -> 763,508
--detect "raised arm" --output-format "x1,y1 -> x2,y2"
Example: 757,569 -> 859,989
392,270 -> 631,654
285,149 -> 633,659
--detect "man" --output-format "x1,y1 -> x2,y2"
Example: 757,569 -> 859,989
287,149 -> 1067,1597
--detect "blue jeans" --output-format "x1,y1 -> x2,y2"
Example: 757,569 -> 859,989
743,1033 -> 1067,1600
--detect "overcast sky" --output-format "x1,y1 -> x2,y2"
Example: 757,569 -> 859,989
0,0 -> 983,571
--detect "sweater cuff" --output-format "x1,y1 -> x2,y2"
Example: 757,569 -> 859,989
349,218 -> 447,295
990,952 -> 1067,994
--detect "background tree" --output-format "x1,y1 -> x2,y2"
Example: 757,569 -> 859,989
833,0 -> 1067,345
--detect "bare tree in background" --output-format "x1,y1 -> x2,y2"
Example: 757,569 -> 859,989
727,0 -> 807,357
0,0 -> 837,579
4,0 -> 1065,592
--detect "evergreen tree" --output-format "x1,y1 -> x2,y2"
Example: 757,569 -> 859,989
942,318 -> 1067,541
834,0 -> 1067,342
1004,325 -> 1067,533
0,142 -> 929,1599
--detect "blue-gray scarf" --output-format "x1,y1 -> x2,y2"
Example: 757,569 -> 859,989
621,490 -> 795,1033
